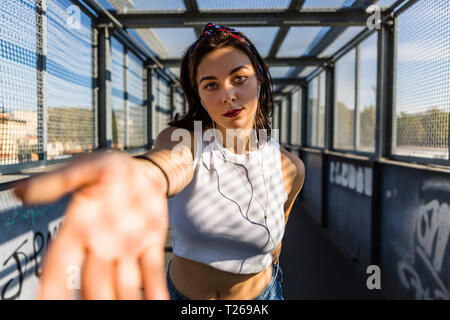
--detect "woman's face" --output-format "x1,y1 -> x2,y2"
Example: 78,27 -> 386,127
196,46 -> 260,132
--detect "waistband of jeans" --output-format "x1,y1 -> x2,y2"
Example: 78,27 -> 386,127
166,260 -> 282,300
253,263 -> 282,300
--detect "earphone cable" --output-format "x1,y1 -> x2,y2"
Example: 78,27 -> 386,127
211,120 -> 280,281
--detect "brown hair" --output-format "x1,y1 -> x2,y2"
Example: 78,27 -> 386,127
167,25 -> 274,141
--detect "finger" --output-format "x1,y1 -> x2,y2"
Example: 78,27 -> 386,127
114,257 -> 143,300
81,249 -> 115,300
38,225 -> 85,300
140,245 -> 169,300
13,152 -> 108,205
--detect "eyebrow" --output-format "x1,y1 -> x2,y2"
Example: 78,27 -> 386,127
199,65 -> 249,84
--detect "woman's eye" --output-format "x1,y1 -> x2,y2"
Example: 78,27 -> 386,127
204,83 -> 217,90
204,76 -> 247,90
235,75 -> 247,83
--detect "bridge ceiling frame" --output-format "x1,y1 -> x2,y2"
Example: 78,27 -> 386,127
95,0 -> 393,91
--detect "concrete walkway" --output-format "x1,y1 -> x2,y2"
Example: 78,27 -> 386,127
281,198 -> 386,300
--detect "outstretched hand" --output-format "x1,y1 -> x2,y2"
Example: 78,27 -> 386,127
13,151 -> 170,300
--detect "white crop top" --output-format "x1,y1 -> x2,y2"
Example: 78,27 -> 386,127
167,126 -> 288,274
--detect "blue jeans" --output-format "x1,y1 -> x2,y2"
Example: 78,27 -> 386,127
166,262 -> 284,300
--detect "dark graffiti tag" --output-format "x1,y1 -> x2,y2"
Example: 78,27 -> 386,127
329,160 -> 372,196
1,239 -> 28,300
397,199 -> 449,300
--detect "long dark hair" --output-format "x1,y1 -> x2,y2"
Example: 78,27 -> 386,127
168,24 -> 274,141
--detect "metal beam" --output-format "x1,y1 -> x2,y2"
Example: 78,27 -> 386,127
97,26 -> 113,150
332,27 -> 376,61
266,57 -> 330,67
124,49 -> 129,150
183,0 -> 203,38
109,9 -> 376,28
146,67 -> 154,149
268,27 -> 290,58
36,0 -> 47,160
273,91 -> 292,97
267,0 -> 306,58
354,44 -> 360,151
288,0 -> 306,11
300,85 -> 308,147
392,0 -> 419,17
324,66 -> 335,151
375,22 -> 396,159
170,83 -> 176,120
159,57 -> 330,68
287,94 -> 293,145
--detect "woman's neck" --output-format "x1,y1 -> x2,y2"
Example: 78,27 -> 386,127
210,123 -> 258,155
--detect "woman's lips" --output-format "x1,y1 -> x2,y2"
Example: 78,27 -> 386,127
223,108 -> 242,117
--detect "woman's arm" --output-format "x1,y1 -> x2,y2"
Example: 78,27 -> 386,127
272,146 -> 305,263
13,126 -> 195,300
280,147 -> 305,224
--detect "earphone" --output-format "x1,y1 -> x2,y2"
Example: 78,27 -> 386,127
200,83 -> 281,280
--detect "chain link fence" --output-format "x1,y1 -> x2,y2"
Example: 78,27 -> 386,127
393,0 -> 449,160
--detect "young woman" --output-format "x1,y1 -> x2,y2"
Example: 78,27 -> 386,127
13,23 -> 305,300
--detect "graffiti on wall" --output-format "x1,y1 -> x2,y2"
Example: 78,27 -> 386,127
0,190 -> 69,300
329,160 -> 372,196
0,218 -> 63,300
397,195 -> 449,300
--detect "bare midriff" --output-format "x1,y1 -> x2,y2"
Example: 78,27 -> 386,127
168,254 -> 273,300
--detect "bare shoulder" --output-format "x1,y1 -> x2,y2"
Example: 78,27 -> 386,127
153,126 -> 195,158
279,146 -> 305,190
